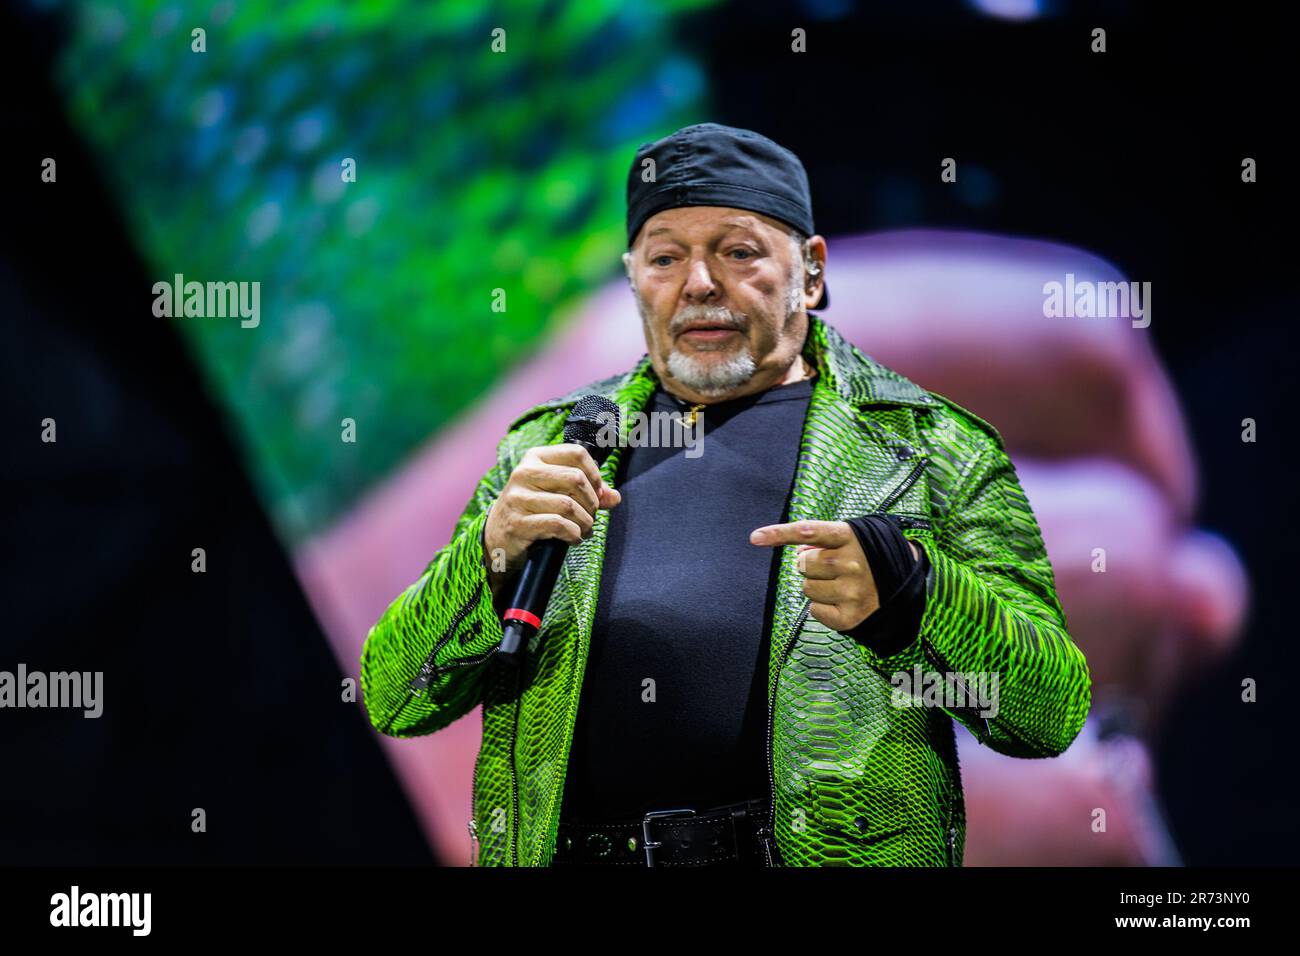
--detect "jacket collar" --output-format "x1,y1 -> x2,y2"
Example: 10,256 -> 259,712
512,314 -> 936,430
798,313 -> 937,409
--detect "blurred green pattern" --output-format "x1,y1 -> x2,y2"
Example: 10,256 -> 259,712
49,0 -> 718,541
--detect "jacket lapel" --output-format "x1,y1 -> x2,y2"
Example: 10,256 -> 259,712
768,378 -> 930,692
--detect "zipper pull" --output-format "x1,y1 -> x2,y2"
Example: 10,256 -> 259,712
468,819 -> 479,867
409,655 -> 438,693
754,823 -> 776,867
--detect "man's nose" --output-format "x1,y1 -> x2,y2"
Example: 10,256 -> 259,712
681,257 -> 720,304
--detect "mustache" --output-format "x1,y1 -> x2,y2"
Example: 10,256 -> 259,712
668,306 -> 748,336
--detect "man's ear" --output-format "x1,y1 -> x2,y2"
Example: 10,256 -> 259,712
803,235 -> 827,307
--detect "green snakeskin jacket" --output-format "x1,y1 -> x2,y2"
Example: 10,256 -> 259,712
360,314 -> 1092,866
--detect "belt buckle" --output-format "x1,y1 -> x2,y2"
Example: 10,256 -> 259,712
641,808 -> 696,867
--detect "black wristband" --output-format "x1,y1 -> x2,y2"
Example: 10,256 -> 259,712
840,515 -> 929,657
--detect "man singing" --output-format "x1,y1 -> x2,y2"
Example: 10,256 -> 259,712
359,123 -> 1092,867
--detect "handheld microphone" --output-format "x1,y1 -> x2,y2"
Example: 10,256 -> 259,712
496,395 -> 621,666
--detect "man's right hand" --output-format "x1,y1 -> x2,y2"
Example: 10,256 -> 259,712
482,443 -> 622,595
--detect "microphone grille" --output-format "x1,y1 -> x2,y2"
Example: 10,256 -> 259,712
565,395 -> 621,463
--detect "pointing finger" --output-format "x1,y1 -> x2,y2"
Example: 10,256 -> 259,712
750,520 -> 854,549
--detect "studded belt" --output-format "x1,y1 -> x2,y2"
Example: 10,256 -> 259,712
551,798 -> 773,867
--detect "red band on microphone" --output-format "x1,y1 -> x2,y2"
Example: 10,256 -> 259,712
503,608 -> 542,629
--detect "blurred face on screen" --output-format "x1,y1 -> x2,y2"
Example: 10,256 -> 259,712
624,206 -> 823,404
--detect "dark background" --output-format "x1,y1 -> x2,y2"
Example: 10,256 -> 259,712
2,1 -> 1293,864
0,4 -> 432,863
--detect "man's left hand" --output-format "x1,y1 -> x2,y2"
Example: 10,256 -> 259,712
750,520 -> 919,633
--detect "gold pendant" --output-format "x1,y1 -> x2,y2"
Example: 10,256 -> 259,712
678,403 -> 705,428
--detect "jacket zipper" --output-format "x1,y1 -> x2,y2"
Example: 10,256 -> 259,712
468,687 -> 488,867
411,583 -> 489,687
761,596 -> 810,866
920,636 -> 992,744
528,587 -> 584,866
392,589 -> 500,859
526,491 -> 615,866
895,456 -> 961,864
387,639 -> 500,734
509,664 -> 522,866
759,456 -> 928,866
400,583 -> 489,714
876,457 -> 926,513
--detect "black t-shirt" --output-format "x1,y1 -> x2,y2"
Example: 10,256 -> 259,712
555,374 -> 929,824
558,377 -> 814,822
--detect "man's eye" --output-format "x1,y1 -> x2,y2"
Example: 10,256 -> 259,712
652,255 -> 674,267
728,249 -> 754,260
